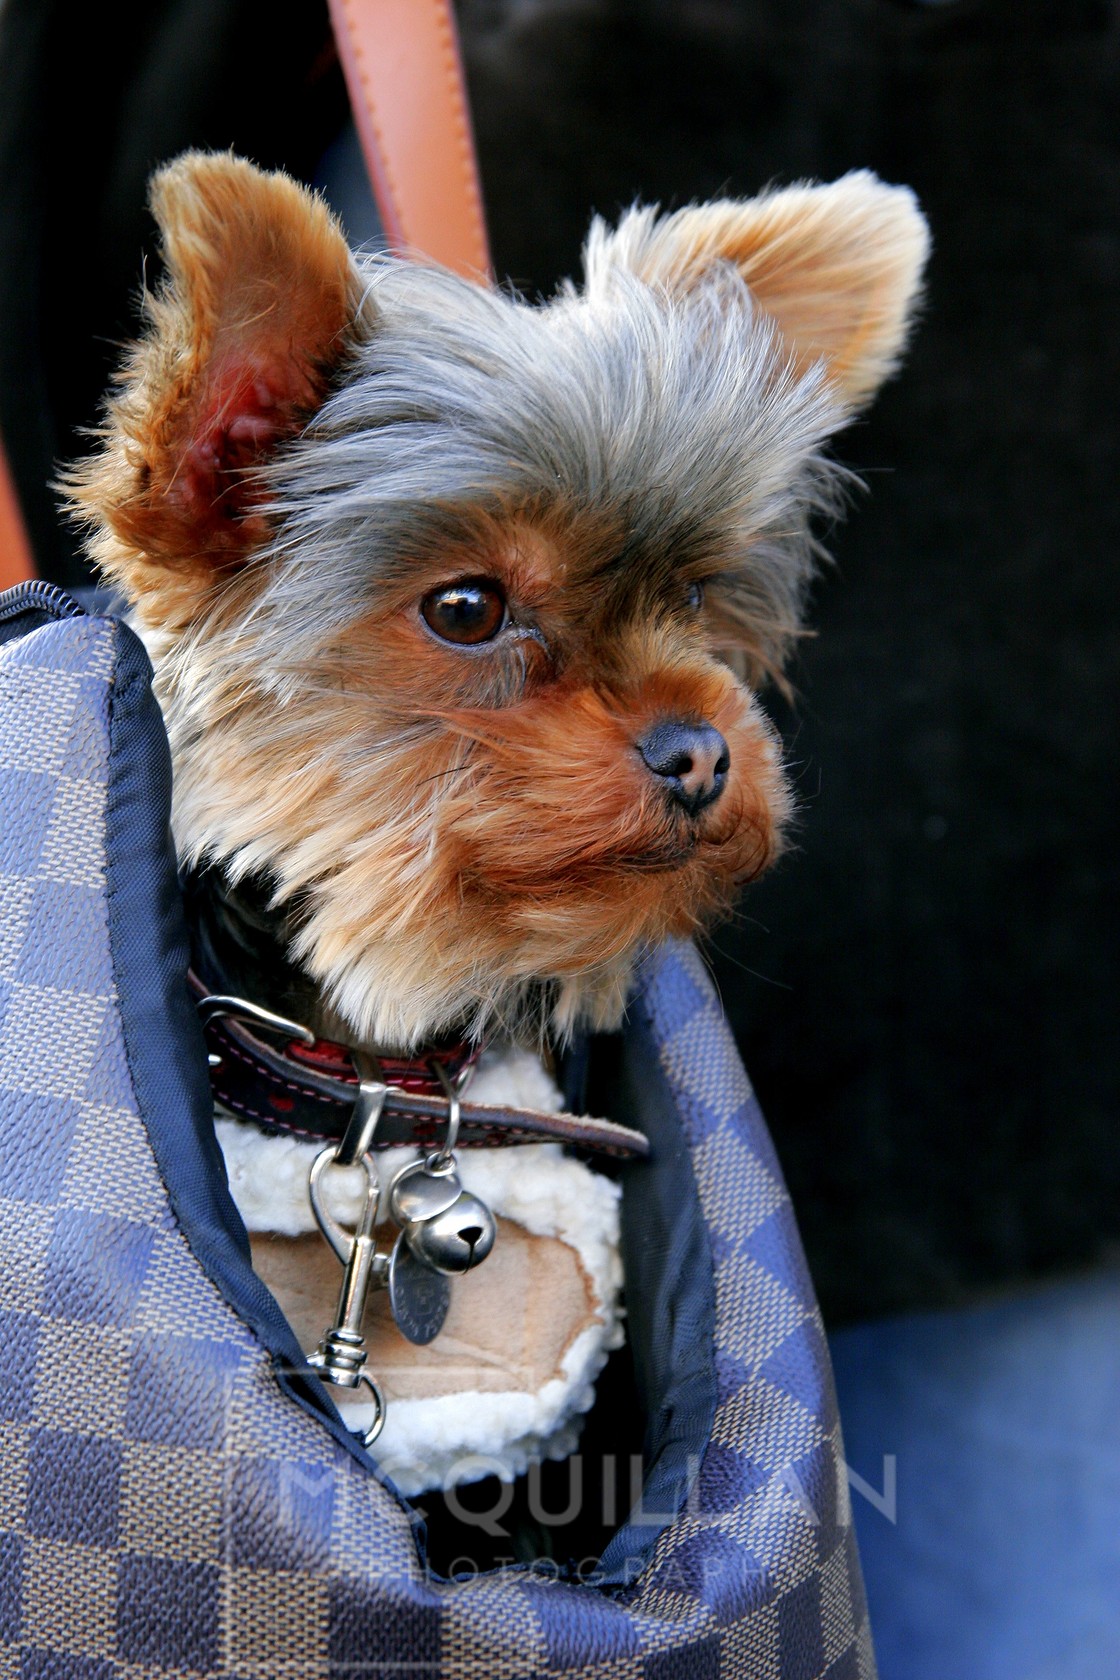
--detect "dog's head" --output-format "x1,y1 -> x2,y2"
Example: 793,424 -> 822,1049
69,154 -> 927,1047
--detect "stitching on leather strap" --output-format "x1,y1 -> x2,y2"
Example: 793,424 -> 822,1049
334,0 -> 406,248
427,0 -> 489,276
328,0 -> 491,280
216,1032 -> 342,1108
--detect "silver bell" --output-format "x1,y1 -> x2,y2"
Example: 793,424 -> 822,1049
404,1190 -> 496,1275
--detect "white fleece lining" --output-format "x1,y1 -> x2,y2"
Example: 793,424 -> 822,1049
216,1043 -> 625,1493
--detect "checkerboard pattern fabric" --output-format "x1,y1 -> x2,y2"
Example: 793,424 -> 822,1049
0,592 -> 875,1678
621,946 -> 876,1677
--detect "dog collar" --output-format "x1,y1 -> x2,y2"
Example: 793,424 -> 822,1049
190,975 -> 649,1160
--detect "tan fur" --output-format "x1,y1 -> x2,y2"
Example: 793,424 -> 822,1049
66,154 -> 926,1050
67,153 -> 366,627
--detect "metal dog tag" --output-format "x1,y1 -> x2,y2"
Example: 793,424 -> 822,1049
388,1231 -> 451,1345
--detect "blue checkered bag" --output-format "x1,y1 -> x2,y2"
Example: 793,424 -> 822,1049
0,580 -> 875,1679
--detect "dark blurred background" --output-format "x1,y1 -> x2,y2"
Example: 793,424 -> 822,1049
2,0 -> 1117,1326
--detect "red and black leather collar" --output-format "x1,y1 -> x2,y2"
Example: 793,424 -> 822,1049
190,973 -> 649,1161
278,1026 -> 482,1100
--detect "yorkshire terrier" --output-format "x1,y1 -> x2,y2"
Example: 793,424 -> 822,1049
69,153 -> 927,1488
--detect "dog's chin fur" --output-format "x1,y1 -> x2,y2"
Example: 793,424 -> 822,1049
66,153 -> 927,1050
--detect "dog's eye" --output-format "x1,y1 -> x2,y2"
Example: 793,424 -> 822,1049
420,580 -> 507,645
686,581 -> 705,612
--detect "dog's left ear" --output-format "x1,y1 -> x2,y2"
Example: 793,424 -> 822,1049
585,172 -> 929,409
69,152 -> 364,604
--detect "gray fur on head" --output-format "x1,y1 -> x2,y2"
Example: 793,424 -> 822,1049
251,248 -> 848,682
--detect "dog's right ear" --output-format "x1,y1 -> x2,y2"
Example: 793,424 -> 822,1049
68,152 -> 363,612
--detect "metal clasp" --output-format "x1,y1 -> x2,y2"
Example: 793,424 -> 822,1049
196,993 -> 315,1068
305,1056 -> 390,1447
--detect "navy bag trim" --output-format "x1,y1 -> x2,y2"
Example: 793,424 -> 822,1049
99,595 -> 378,1468
598,995 -> 719,1582
0,577 -> 85,639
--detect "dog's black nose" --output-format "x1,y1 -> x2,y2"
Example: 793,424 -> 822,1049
637,721 -> 730,816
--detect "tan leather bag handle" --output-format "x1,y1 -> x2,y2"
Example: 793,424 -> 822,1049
327,0 -> 492,281
0,435 -> 35,591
